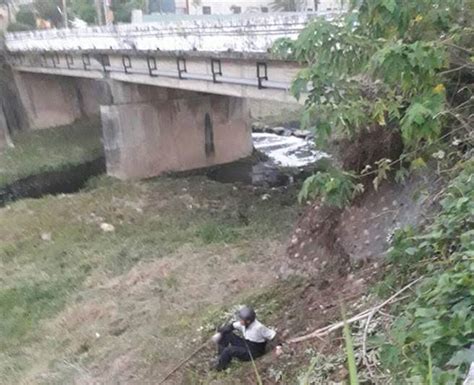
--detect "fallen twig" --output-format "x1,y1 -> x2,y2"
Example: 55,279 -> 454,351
158,340 -> 210,384
288,277 -> 423,344
361,307 -> 377,377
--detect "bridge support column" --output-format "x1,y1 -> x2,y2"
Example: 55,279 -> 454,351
13,72 -> 109,129
100,81 -> 252,179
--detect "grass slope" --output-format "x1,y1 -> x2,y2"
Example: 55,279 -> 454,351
0,120 -> 103,187
0,175 -> 300,384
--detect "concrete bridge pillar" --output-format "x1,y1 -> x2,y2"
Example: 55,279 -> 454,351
12,72 -> 109,129
100,81 -> 252,180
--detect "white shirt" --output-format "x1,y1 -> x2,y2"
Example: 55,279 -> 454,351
233,320 -> 276,343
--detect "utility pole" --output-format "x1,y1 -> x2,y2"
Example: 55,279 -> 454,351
103,0 -> 113,25
5,0 -> 11,25
95,0 -> 104,25
103,0 -> 108,25
62,0 -> 68,28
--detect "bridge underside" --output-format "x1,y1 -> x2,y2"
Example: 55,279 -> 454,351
13,71 -> 252,179
101,81 -> 252,179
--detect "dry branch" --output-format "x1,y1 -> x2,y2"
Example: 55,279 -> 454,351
158,340 -> 210,384
288,277 -> 423,344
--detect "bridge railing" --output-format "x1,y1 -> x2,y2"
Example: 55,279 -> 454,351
9,50 -> 298,92
5,12 -> 341,53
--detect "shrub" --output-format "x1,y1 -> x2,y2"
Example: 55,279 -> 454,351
15,6 -> 36,28
7,22 -> 33,32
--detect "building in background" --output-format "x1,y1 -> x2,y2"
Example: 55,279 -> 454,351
147,0 -> 344,16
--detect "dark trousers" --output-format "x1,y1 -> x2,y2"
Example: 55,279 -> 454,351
216,332 -> 266,370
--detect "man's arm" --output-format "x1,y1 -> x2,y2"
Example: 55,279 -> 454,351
218,323 -> 234,334
260,325 -> 283,354
260,325 -> 277,341
218,321 -> 244,334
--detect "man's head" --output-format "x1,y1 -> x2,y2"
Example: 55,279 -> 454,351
238,306 -> 256,327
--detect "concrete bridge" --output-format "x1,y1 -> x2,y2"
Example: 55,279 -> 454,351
5,13 -> 322,179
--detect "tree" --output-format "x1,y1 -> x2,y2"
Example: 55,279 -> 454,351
15,6 -> 36,28
273,0 -> 473,205
69,0 -> 97,24
111,0 -> 145,23
34,0 -> 63,27
270,0 -> 303,12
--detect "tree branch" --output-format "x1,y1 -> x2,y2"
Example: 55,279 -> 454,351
288,277 -> 423,344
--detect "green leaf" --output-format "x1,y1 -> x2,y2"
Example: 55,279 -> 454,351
447,349 -> 474,366
291,77 -> 308,100
415,308 -> 437,318
382,0 -> 396,13
410,157 -> 427,170
342,311 -> 359,385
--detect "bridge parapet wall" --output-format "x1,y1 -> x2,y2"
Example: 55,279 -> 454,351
5,12 -> 335,53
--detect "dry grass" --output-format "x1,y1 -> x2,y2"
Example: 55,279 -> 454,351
0,174 -> 300,384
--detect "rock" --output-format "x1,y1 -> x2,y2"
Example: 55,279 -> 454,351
100,223 -> 115,232
293,129 -> 311,138
270,126 -> 286,135
278,263 -> 294,279
40,232 -> 52,241
251,121 -> 266,132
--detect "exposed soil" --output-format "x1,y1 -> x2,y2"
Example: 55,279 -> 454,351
285,169 -> 442,281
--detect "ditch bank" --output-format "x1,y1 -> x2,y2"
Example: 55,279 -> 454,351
0,157 -> 105,206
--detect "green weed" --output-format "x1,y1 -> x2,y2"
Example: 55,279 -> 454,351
0,278 -> 79,350
342,311 -> 359,385
196,222 -> 240,244
373,160 -> 474,383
